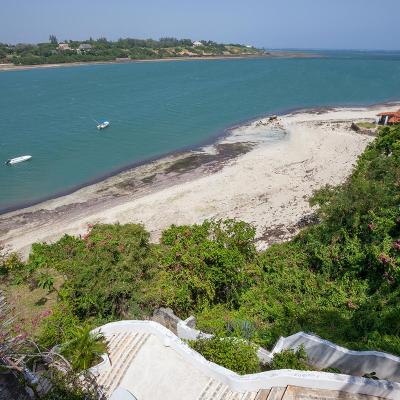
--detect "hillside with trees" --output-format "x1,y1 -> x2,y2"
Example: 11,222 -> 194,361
1,124 -> 399,393
0,35 -> 265,66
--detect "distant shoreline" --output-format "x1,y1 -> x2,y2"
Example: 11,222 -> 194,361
0,52 -> 320,72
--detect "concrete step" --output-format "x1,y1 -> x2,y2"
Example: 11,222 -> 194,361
99,332 -> 141,388
197,378 -> 258,400
282,386 -> 385,400
97,331 -> 149,394
198,379 -> 227,400
108,332 -> 132,363
106,333 -> 150,395
97,332 -> 138,387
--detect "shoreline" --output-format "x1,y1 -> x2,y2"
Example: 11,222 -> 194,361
0,114 -> 250,215
0,100 -> 398,216
1,102 -> 399,258
0,51 -> 320,72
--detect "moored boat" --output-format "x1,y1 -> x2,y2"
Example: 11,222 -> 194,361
5,155 -> 32,165
97,121 -> 110,130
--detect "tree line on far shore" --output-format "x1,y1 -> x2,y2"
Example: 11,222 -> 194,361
0,35 -> 262,65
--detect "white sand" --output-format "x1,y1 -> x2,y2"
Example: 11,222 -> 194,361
1,104 -> 398,257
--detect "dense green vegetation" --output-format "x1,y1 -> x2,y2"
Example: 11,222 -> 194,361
266,346 -> 310,371
189,336 -> 260,374
1,124 -> 400,373
0,36 -> 263,66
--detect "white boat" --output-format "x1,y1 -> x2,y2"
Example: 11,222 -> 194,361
5,155 -> 32,165
97,120 -> 110,130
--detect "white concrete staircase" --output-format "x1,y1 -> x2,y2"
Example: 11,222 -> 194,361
91,322 -> 397,400
96,331 -> 150,396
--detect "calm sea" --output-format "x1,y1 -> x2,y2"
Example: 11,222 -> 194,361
1,51 -> 400,212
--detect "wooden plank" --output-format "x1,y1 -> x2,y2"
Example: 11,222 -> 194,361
267,387 -> 287,400
255,389 -> 271,400
282,385 -> 385,400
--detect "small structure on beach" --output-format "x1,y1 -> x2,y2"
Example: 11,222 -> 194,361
377,110 -> 400,125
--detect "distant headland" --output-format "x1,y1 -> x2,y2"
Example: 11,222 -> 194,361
0,36 -> 318,70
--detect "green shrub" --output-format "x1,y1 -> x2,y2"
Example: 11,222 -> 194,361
267,346 -> 310,371
38,304 -> 80,349
28,234 -> 86,272
189,336 -> 260,374
31,224 -> 157,322
149,219 -> 256,315
62,224 -> 156,319
0,250 -> 24,277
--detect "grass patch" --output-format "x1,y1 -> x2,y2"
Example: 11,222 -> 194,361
0,271 -> 63,336
356,121 -> 376,129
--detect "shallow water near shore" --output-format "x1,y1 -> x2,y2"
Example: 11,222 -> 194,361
1,51 -> 400,211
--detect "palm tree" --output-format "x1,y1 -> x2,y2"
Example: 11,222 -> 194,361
60,326 -> 108,371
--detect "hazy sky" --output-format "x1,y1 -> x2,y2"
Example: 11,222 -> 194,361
1,0 -> 399,50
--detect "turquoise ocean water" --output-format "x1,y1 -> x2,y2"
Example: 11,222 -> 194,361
1,51 -> 400,212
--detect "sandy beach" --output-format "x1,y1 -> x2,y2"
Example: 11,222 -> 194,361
1,104 -> 397,258
0,51 -> 319,72
0,57 -> 263,72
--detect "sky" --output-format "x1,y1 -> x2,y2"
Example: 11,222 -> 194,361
1,0 -> 399,50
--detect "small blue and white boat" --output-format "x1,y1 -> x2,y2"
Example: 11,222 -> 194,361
97,120 -> 110,130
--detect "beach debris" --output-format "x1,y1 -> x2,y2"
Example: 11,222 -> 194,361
254,115 -> 280,127
350,122 -> 361,132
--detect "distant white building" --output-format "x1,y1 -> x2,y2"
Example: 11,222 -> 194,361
78,43 -> 92,52
192,41 -> 203,47
57,43 -> 72,51
245,45 -> 252,48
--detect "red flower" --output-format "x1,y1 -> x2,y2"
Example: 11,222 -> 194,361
393,240 -> 400,250
379,253 -> 390,264
117,244 -> 125,252
41,309 -> 52,318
